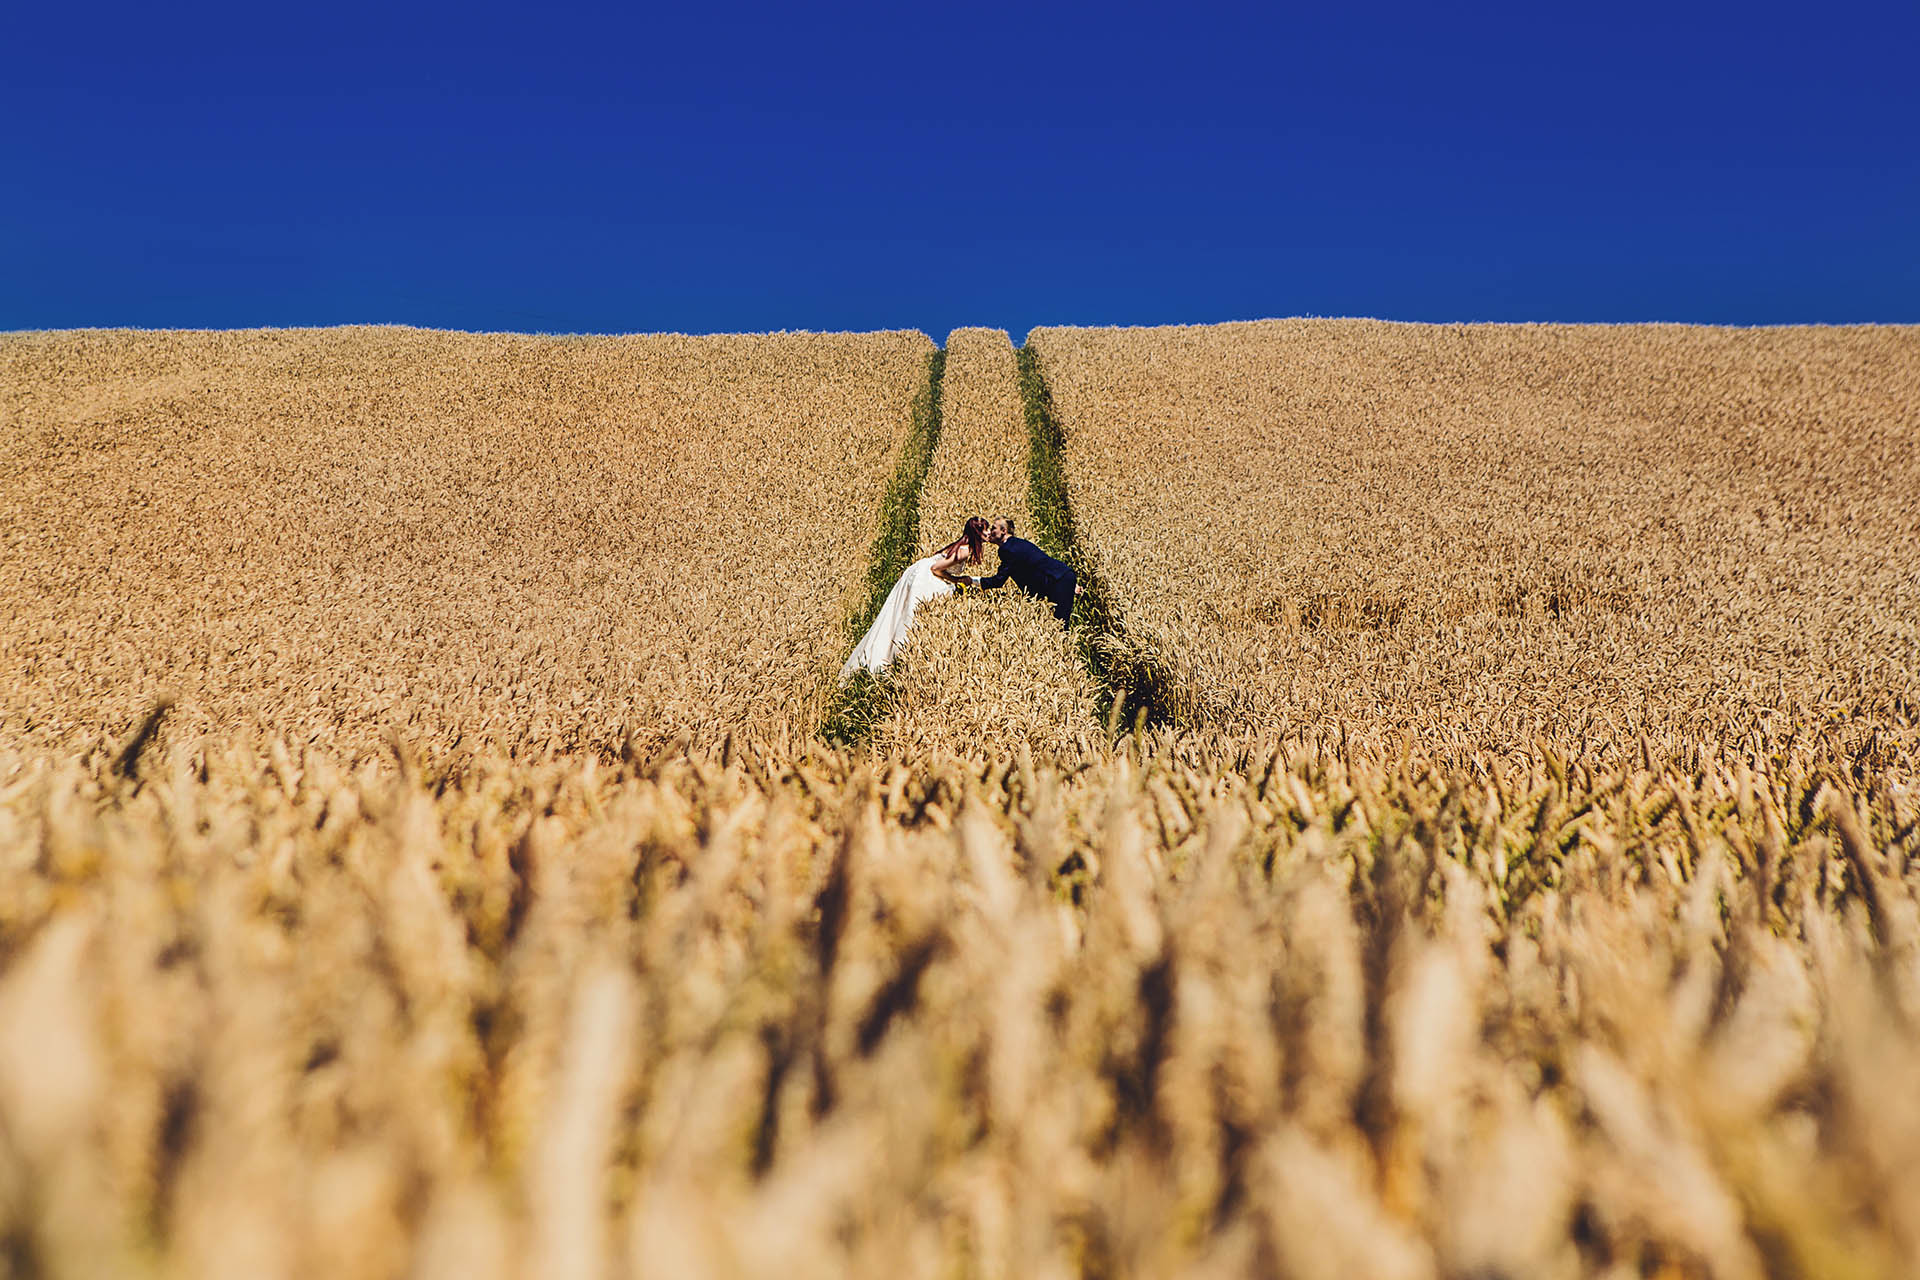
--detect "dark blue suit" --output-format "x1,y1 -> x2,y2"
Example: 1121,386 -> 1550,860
977,537 -> 1078,627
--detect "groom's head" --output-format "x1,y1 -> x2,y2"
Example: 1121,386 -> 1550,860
989,516 -> 1015,545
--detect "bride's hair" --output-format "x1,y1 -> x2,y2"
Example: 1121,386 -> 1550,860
939,516 -> 988,565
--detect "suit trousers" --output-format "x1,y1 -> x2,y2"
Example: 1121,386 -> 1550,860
1048,567 -> 1078,628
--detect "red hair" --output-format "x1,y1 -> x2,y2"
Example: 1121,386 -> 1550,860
939,516 -> 988,564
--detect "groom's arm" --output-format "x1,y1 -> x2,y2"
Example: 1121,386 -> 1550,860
976,540 -> 1025,590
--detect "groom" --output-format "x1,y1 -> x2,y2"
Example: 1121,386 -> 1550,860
967,516 -> 1079,628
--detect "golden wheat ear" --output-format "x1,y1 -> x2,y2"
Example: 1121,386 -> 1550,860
113,696 -> 175,781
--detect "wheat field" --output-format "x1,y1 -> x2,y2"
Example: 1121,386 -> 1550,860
1029,319 -> 1920,769
4,736 -> 1917,1278
2,319 -> 1918,1278
0,325 -> 932,760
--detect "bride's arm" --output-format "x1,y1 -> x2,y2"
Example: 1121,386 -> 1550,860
929,548 -> 969,584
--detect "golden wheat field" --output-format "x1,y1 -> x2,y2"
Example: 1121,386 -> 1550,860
3,319 -> 1920,1279
5,737 -> 1919,1278
0,325 -> 932,759
1029,320 -> 1920,768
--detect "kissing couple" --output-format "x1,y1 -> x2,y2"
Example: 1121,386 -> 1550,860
839,515 -> 1081,680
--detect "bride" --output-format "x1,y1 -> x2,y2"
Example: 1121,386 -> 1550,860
840,516 -> 987,679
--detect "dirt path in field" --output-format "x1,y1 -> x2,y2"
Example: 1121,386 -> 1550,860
868,329 -> 1102,761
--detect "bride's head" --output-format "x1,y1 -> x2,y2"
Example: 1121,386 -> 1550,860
940,516 -> 987,565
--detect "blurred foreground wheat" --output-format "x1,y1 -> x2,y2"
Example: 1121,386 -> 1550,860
2,733 -> 1918,1278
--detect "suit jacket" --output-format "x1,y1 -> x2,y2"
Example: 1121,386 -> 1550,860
978,537 -> 1074,600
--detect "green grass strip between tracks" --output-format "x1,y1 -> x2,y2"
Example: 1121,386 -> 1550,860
821,348 -> 947,746
1014,344 -> 1173,738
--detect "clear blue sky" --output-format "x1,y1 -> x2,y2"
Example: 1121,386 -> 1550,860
6,0 -> 1915,339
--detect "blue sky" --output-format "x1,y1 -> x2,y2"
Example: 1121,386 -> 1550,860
6,0 -> 1915,339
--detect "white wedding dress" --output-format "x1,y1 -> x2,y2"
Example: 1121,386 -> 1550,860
839,555 -> 954,680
